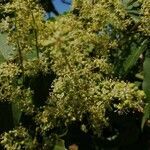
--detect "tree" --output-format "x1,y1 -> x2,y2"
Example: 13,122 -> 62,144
0,0 -> 149,149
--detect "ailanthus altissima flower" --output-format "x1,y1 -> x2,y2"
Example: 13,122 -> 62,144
0,0 -> 148,149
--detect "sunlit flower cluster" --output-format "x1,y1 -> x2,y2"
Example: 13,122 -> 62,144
0,0 -> 148,148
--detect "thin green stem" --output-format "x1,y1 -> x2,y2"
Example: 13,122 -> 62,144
31,11 -> 39,59
14,15 -> 24,79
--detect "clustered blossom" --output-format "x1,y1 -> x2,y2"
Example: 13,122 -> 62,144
139,0 -> 150,36
1,127 -> 36,150
0,62 -> 34,113
0,0 -> 148,149
36,0 -> 145,132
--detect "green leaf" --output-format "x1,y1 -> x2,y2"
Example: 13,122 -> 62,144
142,52 -> 150,99
127,10 -> 140,15
123,39 -> 148,73
135,72 -> 144,80
25,50 -> 37,60
141,103 -> 150,130
0,32 -> 36,62
142,50 -> 150,129
134,81 -> 142,87
0,50 -> 5,64
122,0 -> 141,22
0,32 -> 14,62
53,139 -> 66,150
143,57 -> 150,99
11,103 -> 22,126
132,1 -> 140,7
129,14 -> 140,23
